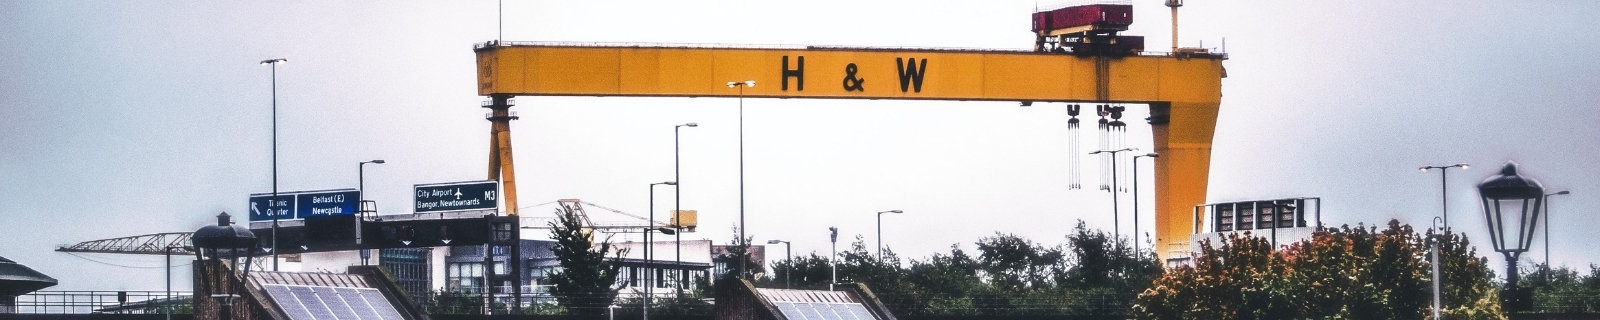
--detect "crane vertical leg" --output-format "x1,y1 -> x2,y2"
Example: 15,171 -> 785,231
484,94 -> 520,216
1148,101 -> 1218,263
482,94 -> 522,313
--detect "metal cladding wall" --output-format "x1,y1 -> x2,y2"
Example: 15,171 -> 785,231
1031,4 -> 1135,32
475,43 -> 1225,260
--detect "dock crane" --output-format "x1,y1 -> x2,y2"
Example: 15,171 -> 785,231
479,1 -> 1224,263
520,199 -> 692,237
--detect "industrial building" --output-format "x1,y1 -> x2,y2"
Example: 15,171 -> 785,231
1165,197 -> 1324,267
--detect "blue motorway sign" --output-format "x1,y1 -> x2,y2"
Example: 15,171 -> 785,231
414,181 -> 499,213
248,189 -> 361,221
248,194 -> 295,222
296,190 -> 360,219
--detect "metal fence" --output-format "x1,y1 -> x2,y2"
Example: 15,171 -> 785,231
1534,293 -> 1600,314
419,290 -> 713,316
877,293 -> 1137,316
12,291 -> 192,314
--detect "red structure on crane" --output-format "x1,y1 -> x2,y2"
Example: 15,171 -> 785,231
1032,1 -> 1144,55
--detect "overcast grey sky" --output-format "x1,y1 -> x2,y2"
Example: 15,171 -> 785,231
3,1 -> 1599,291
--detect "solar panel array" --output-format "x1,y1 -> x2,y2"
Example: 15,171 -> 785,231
263,284 -> 406,320
759,289 -> 882,320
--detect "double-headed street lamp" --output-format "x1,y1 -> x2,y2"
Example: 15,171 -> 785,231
767,239 -> 792,289
1132,153 -> 1158,256
1421,163 -> 1469,229
1090,148 -> 1137,253
358,159 -> 385,265
260,57 -> 287,271
674,123 -> 696,280
727,80 -> 754,278
876,210 -> 903,259
1476,162 -> 1544,312
646,181 -> 676,320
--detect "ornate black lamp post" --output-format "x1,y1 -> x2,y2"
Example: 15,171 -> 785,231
192,212 -> 259,320
1476,162 -> 1544,312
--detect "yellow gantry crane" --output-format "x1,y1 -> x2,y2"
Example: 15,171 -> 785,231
475,3 -> 1225,260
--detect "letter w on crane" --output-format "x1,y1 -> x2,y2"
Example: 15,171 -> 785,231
897,57 -> 928,93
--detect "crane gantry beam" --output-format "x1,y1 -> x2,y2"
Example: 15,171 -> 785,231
474,42 -> 1226,259
56,232 -> 194,255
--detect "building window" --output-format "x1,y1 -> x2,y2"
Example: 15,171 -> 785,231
447,263 -> 484,294
1257,206 -> 1275,229
1217,206 -> 1234,231
1237,204 -> 1254,230
713,261 -> 730,279
380,248 -> 432,305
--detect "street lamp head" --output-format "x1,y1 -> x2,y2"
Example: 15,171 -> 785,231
369,159 -> 385,164
1090,148 -> 1137,155
683,123 -> 698,127
1139,153 -> 1159,158
881,210 -> 903,214
654,181 -> 677,186
1553,191 -> 1571,196
656,227 -> 676,235
1477,161 -> 1545,254
767,240 -> 785,244
1420,167 -> 1430,172
260,58 -> 287,65
745,80 -> 756,87
728,80 -> 755,88
1458,163 -> 1470,170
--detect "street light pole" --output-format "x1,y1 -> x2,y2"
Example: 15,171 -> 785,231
260,58 -> 287,271
359,159 -> 385,266
876,210 -> 903,259
1132,153 -> 1158,257
1432,216 -> 1443,320
767,240 -> 791,289
1421,163 -> 1469,229
829,227 -> 838,291
647,181 -> 676,320
674,123 -> 696,286
1090,148 -> 1136,253
727,80 -> 753,278
1544,190 -> 1570,267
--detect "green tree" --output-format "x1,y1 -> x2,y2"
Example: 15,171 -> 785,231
1132,220 -> 1506,320
715,227 -> 764,280
903,244 -> 986,315
833,235 -> 912,298
763,253 -> 837,289
1060,221 -> 1163,293
546,206 -> 627,315
1429,227 -> 1504,319
976,232 -> 1062,292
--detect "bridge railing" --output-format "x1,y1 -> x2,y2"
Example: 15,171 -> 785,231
11,291 -> 192,314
